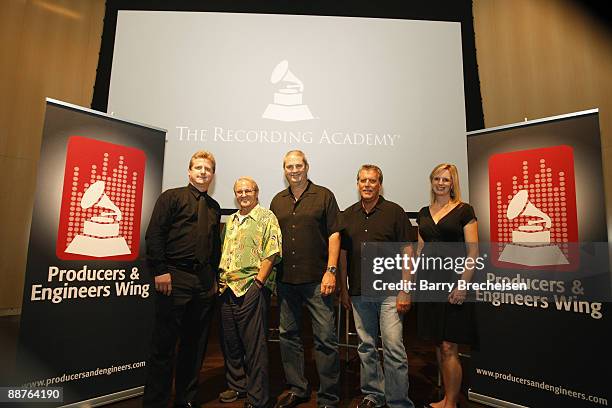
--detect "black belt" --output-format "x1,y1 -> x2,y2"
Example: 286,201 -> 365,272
167,259 -> 202,271
167,259 -> 216,291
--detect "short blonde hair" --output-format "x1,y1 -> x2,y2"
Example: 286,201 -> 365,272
283,150 -> 309,168
357,164 -> 383,184
233,176 -> 259,193
189,150 -> 216,173
429,163 -> 461,204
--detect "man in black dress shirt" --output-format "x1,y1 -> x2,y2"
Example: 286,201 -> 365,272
143,150 -> 221,408
339,165 -> 415,408
270,150 -> 341,408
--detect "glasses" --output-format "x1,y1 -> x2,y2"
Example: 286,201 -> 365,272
235,189 -> 256,196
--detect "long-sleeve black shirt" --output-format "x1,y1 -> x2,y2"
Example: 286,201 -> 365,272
145,184 -> 221,276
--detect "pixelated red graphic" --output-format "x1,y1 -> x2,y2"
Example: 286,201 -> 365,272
56,136 -> 146,260
489,145 -> 578,270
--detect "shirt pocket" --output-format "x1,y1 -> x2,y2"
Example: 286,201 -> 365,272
296,199 -> 325,228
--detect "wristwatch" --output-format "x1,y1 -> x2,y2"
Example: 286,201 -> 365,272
326,266 -> 337,275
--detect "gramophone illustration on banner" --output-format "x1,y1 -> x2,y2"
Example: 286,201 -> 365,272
262,60 -> 314,122
489,145 -> 579,270
498,189 -> 568,265
65,180 -> 131,257
56,136 -> 146,261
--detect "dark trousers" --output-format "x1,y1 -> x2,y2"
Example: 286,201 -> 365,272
143,268 -> 216,408
277,282 -> 340,407
221,284 -> 271,408
220,325 -> 247,395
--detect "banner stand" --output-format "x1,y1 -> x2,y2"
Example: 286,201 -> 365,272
17,98 -> 166,406
468,390 -> 529,408
60,387 -> 143,408
466,109 -> 610,408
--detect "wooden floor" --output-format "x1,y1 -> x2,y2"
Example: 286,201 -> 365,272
0,306 -> 486,408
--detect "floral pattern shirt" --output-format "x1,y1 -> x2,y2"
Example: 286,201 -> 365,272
219,204 -> 282,296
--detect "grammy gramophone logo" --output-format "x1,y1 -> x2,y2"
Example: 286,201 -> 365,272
262,60 -> 314,122
56,136 -> 146,260
489,145 -> 578,270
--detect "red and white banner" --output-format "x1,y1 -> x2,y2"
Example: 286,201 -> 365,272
16,99 -> 165,406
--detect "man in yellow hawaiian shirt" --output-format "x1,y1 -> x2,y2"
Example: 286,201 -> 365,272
218,176 -> 282,408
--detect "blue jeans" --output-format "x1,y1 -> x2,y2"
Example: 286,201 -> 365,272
351,296 -> 414,408
277,282 -> 340,407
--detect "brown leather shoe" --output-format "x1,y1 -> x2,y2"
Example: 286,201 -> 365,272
357,398 -> 382,408
274,392 -> 310,408
218,389 -> 246,403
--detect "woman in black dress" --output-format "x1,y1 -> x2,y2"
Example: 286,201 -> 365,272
417,163 -> 479,408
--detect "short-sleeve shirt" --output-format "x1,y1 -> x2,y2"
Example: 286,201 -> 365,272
341,196 -> 413,296
270,180 -> 340,284
218,204 -> 282,296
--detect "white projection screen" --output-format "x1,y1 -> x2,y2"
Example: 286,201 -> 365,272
108,11 -> 468,211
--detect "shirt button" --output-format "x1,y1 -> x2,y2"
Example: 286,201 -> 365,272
365,229 -> 368,232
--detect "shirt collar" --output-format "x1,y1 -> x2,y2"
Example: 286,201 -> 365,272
283,179 -> 313,198
232,204 -> 262,223
354,195 -> 386,213
188,183 -> 207,199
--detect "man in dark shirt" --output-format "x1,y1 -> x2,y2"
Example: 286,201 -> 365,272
143,150 -> 221,408
270,150 -> 341,408
339,165 -> 415,408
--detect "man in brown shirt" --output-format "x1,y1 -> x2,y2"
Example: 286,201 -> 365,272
270,150 -> 341,408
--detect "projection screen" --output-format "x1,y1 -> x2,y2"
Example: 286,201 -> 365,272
108,11 -> 468,211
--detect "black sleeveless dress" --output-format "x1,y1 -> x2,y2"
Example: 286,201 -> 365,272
416,202 -> 478,346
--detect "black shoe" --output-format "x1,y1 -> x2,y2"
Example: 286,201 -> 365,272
174,402 -> 195,408
219,389 -> 247,403
274,392 -> 310,408
357,397 -> 382,408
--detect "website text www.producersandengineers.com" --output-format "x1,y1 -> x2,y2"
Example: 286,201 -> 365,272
475,367 -> 608,406
22,360 -> 146,387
